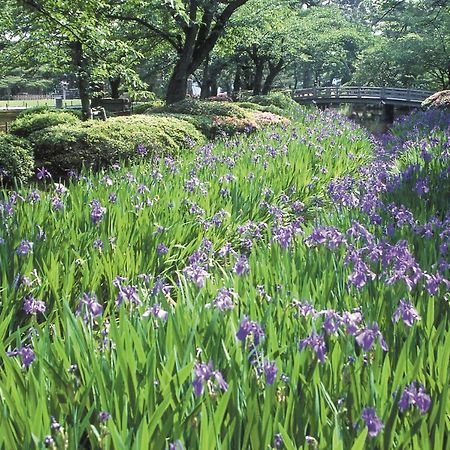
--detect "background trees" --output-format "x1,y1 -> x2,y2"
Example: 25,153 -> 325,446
0,0 -> 447,112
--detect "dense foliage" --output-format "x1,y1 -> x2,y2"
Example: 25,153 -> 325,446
0,108 -> 448,448
0,134 -> 34,183
10,110 -> 80,138
29,115 -> 205,173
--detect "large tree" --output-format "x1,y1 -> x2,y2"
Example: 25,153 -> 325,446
2,0 -> 143,118
109,0 -> 252,104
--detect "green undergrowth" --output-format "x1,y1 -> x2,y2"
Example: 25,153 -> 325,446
0,109 -> 448,449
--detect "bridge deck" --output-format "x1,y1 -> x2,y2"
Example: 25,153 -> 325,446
293,86 -> 433,107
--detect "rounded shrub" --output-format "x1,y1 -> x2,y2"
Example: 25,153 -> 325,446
132,100 -> 165,114
236,102 -> 286,117
0,134 -> 34,184
10,110 -> 80,138
30,115 -> 206,173
153,99 -> 250,118
247,91 -> 298,111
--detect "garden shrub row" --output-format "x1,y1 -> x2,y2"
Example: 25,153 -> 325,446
0,134 -> 34,184
30,115 -> 206,173
10,109 -> 81,138
1,95 -> 292,182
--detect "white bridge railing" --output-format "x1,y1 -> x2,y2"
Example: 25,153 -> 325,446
293,86 -> 434,103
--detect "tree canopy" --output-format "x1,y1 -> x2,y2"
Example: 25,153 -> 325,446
0,0 -> 447,114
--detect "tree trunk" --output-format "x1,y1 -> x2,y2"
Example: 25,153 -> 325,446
109,77 -> 121,99
166,60 -> 190,104
253,59 -> 264,95
70,41 -> 91,120
233,66 -> 242,94
166,28 -> 198,104
200,56 -> 211,99
262,58 -> 284,95
210,77 -> 218,96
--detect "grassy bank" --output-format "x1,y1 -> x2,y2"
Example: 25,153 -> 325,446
0,107 -> 448,449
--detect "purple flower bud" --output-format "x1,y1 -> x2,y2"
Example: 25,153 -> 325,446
99,411 -> 111,422
16,240 -> 33,256
361,407 -> 383,438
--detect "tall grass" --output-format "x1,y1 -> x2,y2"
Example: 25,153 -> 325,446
0,107 -> 448,449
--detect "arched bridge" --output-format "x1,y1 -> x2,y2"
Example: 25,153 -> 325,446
293,86 -> 433,107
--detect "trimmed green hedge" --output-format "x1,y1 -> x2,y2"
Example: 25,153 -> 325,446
10,110 -> 81,138
0,134 -> 34,184
236,102 -> 286,117
151,99 -> 251,118
30,115 -> 206,173
145,99 -> 290,138
247,92 -> 298,111
132,100 -> 165,114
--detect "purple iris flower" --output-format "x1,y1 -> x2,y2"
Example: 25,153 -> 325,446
393,299 -> 421,327
99,411 -> 111,422
262,360 -> 278,385
236,316 -> 265,345
93,239 -> 104,250
341,309 -> 363,335
273,434 -> 283,448
116,285 -> 141,306
16,240 -> 33,256
192,361 -> 228,397
183,264 -> 210,288
398,382 -> 431,414
320,310 -> 342,335
7,346 -> 36,368
234,254 -> 249,276
136,144 -> 148,156
157,243 -> 169,256
299,333 -> 327,363
36,167 -> 51,180
76,292 -> 103,319
355,322 -> 388,352
207,287 -> 235,311
23,295 -> 46,315
361,407 -> 383,438
90,200 -> 106,225
44,436 -> 54,447
27,190 -> 41,203
142,303 -> 168,321
51,196 -> 64,210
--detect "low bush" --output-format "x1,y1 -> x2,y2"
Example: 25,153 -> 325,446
236,102 -> 286,117
30,115 -> 206,173
148,99 -> 289,138
152,99 -> 250,118
15,105 -> 51,119
246,91 -> 298,111
0,134 -> 34,184
132,100 -> 165,115
10,110 -> 80,138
